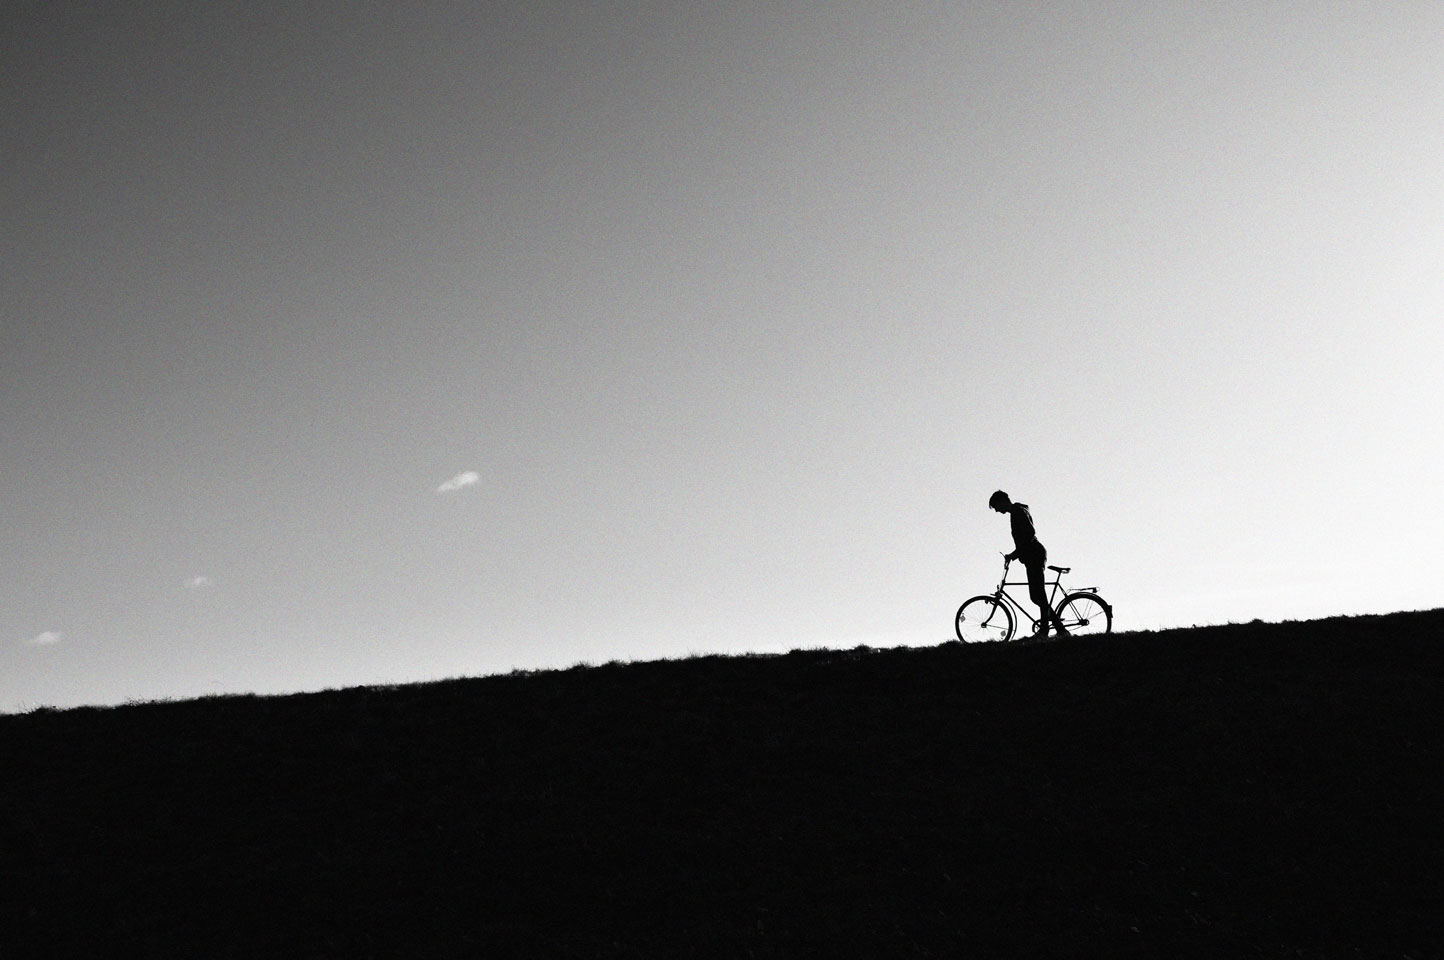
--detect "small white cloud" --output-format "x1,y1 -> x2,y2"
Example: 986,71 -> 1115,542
25,631 -> 62,646
436,470 -> 480,494
184,575 -> 215,590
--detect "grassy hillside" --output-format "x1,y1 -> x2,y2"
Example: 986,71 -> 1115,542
3,611 -> 1441,958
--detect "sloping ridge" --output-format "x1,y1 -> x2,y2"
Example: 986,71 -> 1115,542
3,610 -> 1441,958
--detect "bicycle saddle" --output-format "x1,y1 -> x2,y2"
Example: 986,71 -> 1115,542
1048,565 -> 1070,574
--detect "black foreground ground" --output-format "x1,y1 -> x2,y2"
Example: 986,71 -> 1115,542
3,610 -> 1441,958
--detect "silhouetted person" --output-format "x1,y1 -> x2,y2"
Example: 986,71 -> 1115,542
990,490 -> 1070,640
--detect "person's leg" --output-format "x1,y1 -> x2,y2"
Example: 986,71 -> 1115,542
1033,548 -> 1070,636
1025,559 -> 1051,636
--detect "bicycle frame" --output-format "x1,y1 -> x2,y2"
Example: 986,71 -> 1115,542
991,560 -> 1095,631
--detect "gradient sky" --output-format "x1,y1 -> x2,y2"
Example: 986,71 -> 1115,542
4,0 -> 1442,712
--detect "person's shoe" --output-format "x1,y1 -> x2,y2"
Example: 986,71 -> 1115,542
1054,628 -> 1072,639
1021,629 -> 1051,643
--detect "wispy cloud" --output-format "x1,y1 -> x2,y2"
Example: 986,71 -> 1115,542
184,575 -> 215,590
25,631 -> 62,646
436,470 -> 480,494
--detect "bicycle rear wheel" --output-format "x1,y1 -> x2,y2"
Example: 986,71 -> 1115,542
1054,592 -> 1112,637
956,595 -> 1014,643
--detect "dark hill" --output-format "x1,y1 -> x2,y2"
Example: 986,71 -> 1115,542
3,611 -> 1441,958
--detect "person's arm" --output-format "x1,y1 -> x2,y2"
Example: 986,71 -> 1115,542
1004,504 -> 1024,561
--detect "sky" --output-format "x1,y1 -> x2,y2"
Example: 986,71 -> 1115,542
3,0 -> 1442,712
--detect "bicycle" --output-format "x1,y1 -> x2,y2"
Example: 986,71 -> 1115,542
955,556 -> 1113,643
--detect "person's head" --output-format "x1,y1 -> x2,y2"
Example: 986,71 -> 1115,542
989,490 -> 1011,513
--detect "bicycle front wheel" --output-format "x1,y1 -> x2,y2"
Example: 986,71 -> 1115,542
956,595 -> 1014,643
1054,592 -> 1112,637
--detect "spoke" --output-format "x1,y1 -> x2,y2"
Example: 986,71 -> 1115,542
958,598 -> 1014,642
1058,595 -> 1108,636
